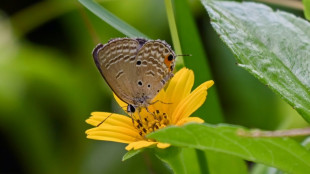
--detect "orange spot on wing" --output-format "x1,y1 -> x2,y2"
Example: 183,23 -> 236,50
164,55 -> 172,71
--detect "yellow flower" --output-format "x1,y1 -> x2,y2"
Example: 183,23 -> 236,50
86,68 -> 214,151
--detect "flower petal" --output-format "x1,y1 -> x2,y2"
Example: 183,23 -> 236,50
164,68 -> 194,116
86,112 -> 133,130
125,141 -> 158,151
175,117 -> 205,126
172,80 -> 214,124
86,125 -> 139,137
156,143 -> 171,149
86,127 -> 139,144
113,93 -> 128,113
148,89 -> 167,113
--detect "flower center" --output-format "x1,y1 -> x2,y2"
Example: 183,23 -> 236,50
133,109 -> 170,138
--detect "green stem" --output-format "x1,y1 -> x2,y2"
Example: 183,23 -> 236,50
153,147 -> 186,174
164,0 -> 184,69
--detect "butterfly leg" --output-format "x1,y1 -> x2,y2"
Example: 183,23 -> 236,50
150,100 -> 173,105
144,106 -> 158,120
137,107 -> 143,121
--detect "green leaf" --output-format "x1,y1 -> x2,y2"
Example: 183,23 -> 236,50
201,0 -> 310,123
122,149 -> 144,161
302,136 -> 310,151
148,123 -> 310,174
207,151 -> 248,174
303,0 -> 310,20
153,147 -> 186,174
181,148 -> 203,174
78,0 -> 147,38
251,164 -> 285,174
251,136 -> 310,174
156,147 -> 203,174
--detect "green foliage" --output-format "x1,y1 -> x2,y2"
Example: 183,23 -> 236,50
148,123 -> 310,174
202,0 -> 310,123
302,136 -> 310,150
207,151 -> 248,174
153,147 -> 185,174
123,149 -> 144,161
174,0 -> 223,124
2,0 -> 310,173
303,0 -> 310,20
78,0 -> 147,38
174,1 -> 245,173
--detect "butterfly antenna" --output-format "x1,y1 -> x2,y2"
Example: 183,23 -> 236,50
176,54 -> 192,57
130,112 -> 135,125
97,113 -> 113,127
137,108 -> 143,121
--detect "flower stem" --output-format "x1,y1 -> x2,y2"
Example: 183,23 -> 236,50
153,147 -> 186,174
164,0 -> 184,69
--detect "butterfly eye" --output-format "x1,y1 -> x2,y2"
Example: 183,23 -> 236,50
127,104 -> 136,113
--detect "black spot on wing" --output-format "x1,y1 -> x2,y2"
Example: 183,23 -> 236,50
168,54 -> 173,61
138,81 -> 143,86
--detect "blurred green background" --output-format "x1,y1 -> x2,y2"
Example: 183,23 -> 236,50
0,0 -> 307,173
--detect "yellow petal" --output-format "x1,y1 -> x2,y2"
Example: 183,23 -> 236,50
86,130 -> 138,144
86,125 -> 139,137
172,80 -> 214,124
148,89 -> 167,113
205,80 -> 214,88
156,143 -> 171,149
175,117 -> 204,126
125,141 -> 158,151
113,93 -> 128,113
164,68 -> 194,116
152,88 -> 166,103
86,112 -> 133,130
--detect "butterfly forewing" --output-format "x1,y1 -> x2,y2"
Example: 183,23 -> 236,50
93,38 -> 140,104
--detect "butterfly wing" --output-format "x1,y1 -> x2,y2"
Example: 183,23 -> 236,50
93,38 -> 141,105
93,38 -> 176,107
129,40 -> 176,104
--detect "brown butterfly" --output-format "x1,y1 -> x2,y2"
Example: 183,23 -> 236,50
92,38 -> 176,113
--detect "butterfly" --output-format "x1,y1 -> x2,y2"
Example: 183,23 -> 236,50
92,38 -> 176,114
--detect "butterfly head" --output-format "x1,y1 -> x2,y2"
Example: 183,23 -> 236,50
127,104 -> 136,113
